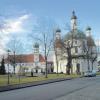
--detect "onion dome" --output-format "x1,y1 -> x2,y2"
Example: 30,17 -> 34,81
34,43 -> 39,48
56,28 -> 61,33
71,11 -> 77,19
86,26 -> 91,31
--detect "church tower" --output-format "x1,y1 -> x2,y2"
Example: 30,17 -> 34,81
55,28 -> 61,40
54,28 -> 62,73
86,26 -> 91,37
55,28 -> 62,52
34,43 -> 39,63
71,11 -> 77,31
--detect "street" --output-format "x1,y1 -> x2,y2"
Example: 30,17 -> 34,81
0,76 -> 100,100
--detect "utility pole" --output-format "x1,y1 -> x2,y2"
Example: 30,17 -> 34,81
13,51 -> 15,74
7,49 -> 11,85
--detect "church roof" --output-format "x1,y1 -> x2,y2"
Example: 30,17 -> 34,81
56,28 -> 61,33
63,30 -> 86,41
86,26 -> 91,31
87,36 -> 95,46
34,43 -> 39,48
5,54 -> 45,63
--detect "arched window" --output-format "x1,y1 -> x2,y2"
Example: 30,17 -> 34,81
75,47 -> 78,53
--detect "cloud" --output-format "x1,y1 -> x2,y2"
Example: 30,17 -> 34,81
3,14 -> 30,33
0,14 -> 30,55
19,14 -> 29,21
0,14 -> 55,55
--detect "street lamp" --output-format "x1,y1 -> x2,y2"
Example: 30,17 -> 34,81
7,49 -> 11,84
13,51 -> 15,74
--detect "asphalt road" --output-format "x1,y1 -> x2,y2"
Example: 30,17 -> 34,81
0,76 -> 100,100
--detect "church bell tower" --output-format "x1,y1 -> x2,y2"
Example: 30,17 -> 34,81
34,43 -> 39,63
71,11 -> 77,31
86,26 -> 91,37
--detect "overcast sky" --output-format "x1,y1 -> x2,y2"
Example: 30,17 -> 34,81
0,0 -> 100,54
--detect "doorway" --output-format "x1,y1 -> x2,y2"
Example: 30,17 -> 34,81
76,63 -> 80,74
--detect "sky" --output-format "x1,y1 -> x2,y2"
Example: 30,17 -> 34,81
0,0 -> 100,55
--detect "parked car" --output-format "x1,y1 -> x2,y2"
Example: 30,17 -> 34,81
84,70 -> 96,77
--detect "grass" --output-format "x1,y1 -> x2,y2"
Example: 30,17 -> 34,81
0,74 -> 81,87
96,72 -> 100,75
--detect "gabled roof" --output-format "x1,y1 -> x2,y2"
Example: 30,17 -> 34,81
5,54 -> 45,63
56,28 -> 61,33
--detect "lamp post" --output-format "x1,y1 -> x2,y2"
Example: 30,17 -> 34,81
7,49 -> 11,85
13,51 -> 15,74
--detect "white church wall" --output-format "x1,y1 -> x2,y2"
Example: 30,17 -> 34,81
5,64 -> 13,73
53,12 -> 97,74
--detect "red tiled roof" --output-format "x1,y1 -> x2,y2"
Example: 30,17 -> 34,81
5,54 -> 45,63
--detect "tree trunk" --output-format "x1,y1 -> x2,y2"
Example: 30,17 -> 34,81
87,56 -> 90,71
92,61 -> 94,70
55,50 -> 59,75
45,57 -> 48,78
66,47 -> 72,75
13,51 -> 16,74
45,43 -> 48,78
13,65 -> 15,74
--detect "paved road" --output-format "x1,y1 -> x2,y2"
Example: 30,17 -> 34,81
0,76 -> 100,100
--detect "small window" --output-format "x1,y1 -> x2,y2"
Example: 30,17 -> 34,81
75,47 -> 78,53
75,40 -> 77,44
36,69 -> 38,73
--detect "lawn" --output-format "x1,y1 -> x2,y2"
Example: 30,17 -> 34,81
0,74 -> 81,87
96,72 -> 100,75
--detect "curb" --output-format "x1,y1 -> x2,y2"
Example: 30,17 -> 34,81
0,78 -> 72,92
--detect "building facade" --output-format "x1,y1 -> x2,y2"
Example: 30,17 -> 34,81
5,43 -> 53,74
53,11 -> 97,74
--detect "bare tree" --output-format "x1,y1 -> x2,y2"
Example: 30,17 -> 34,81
88,41 -> 97,71
7,35 -> 24,74
82,36 -> 97,71
54,44 -> 59,75
53,25 -> 74,75
53,28 -> 66,75
90,49 -> 97,70
62,32 -> 74,75
28,17 -> 56,78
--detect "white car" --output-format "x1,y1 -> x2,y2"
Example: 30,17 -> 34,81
84,70 -> 96,77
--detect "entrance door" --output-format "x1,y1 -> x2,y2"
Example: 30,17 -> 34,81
76,63 -> 80,74
36,66 -> 38,73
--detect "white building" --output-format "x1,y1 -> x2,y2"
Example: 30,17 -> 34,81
53,11 -> 97,74
5,43 -> 53,74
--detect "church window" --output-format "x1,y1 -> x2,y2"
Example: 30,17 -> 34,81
75,47 -> 78,53
75,40 -> 77,44
36,69 -> 38,73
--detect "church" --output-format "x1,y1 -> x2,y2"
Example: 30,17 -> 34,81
5,43 -> 53,74
53,11 -> 97,74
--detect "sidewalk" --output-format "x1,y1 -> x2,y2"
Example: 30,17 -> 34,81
0,77 -> 72,92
